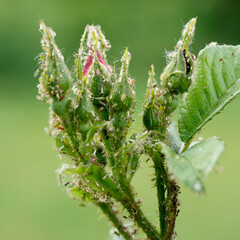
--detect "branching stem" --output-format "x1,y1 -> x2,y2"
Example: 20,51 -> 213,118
100,128 -> 161,239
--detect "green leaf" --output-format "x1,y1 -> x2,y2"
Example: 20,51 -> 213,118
161,137 -> 224,192
161,143 -> 204,192
167,122 -> 184,154
182,137 -> 225,179
179,44 -> 240,142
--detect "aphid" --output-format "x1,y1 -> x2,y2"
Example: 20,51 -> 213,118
66,120 -> 70,126
59,95 -> 65,101
114,231 -> 120,237
96,68 -> 100,75
57,126 -> 65,131
152,83 -> 157,88
34,68 -> 41,77
131,79 -> 134,86
132,229 -> 138,235
99,107 -> 104,112
131,204 -> 136,211
64,181 -> 70,186
176,209 -> 180,216
121,94 -> 126,102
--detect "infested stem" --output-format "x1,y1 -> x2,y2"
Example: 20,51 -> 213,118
118,177 -> 161,240
101,128 -> 160,239
152,151 -> 179,240
162,179 -> 179,240
97,202 -> 133,240
153,154 -> 167,237
122,199 -> 160,240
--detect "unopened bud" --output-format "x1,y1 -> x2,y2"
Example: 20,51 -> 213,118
143,65 -> 163,130
74,25 -> 112,121
37,21 -> 72,99
90,54 -> 112,98
109,48 -> 135,112
163,93 -> 179,114
143,105 -> 162,130
51,97 -> 72,121
160,18 -> 197,93
75,25 -> 111,82
75,88 -> 94,123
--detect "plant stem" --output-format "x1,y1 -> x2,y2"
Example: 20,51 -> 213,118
152,151 -> 179,240
100,129 -> 160,239
152,153 -> 167,238
119,177 -> 161,240
123,202 -> 160,240
97,202 -> 133,240
162,179 -> 179,240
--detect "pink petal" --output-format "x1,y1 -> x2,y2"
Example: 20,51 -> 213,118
83,54 -> 94,76
96,50 -> 111,74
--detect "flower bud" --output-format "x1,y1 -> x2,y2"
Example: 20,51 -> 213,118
37,21 -> 72,99
51,97 -> 72,121
143,65 -> 163,130
75,25 -> 111,82
75,88 -> 94,123
75,26 -> 88,81
163,93 -> 179,114
74,25 -> 112,121
90,56 -> 112,98
75,88 -> 94,139
109,48 -> 135,112
90,56 -> 111,121
160,18 -> 197,93
143,105 -> 161,131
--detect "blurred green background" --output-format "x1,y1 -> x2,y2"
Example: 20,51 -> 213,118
1,0 -> 240,239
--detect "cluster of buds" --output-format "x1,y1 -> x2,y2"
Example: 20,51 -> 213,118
36,21 -> 159,239
73,25 -> 135,148
36,18 -> 211,240
37,20 -> 72,100
37,20 -> 140,206
143,66 -> 178,136
143,18 -> 197,137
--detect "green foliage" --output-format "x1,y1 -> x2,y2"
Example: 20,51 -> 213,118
162,137 -> 224,192
179,44 -> 240,142
36,18 -> 239,240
